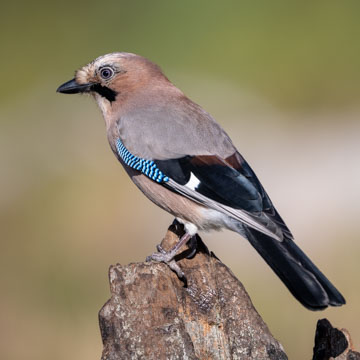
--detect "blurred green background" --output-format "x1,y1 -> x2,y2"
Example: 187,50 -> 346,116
1,1 -> 359,359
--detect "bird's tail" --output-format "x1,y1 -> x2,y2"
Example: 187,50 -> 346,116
242,226 -> 345,310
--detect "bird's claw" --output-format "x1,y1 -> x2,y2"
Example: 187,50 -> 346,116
146,248 -> 177,263
168,260 -> 185,280
156,244 -> 167,254
146,246 -> 186,282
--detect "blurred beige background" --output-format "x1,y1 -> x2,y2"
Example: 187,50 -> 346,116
1,1 -> 359,359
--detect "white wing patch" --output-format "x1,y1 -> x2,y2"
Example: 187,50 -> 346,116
185,172 -> 201,190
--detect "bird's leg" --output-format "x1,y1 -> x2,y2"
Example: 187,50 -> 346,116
185,235 -> 198,259
146,232 -> 193,280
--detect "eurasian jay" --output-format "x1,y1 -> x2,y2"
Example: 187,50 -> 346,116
57,52 -> 345,310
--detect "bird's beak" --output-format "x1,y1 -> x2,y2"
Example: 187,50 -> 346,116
56,78 -> 91,94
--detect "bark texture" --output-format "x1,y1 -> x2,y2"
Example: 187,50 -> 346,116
98,222 -> 287,360
312,318 -> 360,360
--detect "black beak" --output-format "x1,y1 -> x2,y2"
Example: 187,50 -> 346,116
56,78 -> 91,94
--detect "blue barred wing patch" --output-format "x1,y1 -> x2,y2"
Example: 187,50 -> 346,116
116,139 -> 169,183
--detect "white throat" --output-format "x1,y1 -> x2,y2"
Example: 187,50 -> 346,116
94,93 -> 113,129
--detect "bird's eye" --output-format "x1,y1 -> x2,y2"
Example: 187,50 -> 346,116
100,67 -> 114,80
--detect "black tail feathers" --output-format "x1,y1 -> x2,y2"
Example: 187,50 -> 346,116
243,227 -> 345,310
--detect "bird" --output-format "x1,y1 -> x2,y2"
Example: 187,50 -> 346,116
57,52 -> 345,310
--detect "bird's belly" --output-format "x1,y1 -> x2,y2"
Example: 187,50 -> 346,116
128,171 -> 228,232
196,207 -> 236,232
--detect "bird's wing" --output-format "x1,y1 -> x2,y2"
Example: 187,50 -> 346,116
155,152 -> 293,241
115,97 -> 292,241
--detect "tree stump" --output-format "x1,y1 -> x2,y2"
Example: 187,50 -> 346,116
98,222 -> 287,360
312,318 -> 360,360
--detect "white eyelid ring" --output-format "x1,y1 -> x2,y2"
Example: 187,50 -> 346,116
99,66 -> 115,80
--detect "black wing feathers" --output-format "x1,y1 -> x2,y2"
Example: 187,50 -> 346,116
156,154 -> 263,212
155,157 -> 191,185
155,153 -> 292,237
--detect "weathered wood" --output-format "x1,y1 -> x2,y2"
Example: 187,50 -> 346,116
312,318 -> 360,360
99,222 -> 287,360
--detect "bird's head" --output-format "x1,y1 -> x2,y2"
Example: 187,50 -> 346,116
57,52 -> 167,114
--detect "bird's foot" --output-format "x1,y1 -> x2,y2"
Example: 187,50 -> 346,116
146,244 -> 178,263
146,232 -> 194,282
146,245 -> 186,280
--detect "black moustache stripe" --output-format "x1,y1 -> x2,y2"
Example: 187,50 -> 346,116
91,84 -> 118,102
